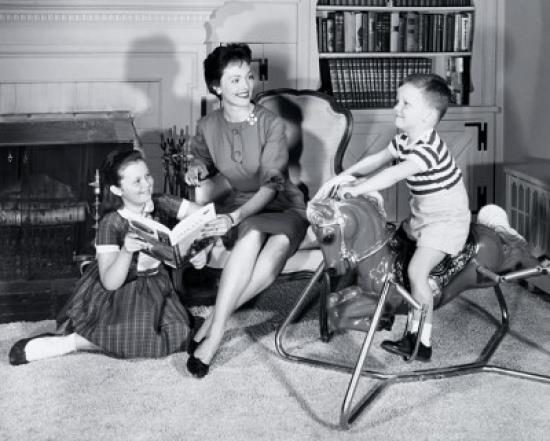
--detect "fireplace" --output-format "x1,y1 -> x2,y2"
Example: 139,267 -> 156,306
0,111 -> 136,322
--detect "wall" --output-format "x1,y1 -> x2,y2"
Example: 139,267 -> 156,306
503,0 -> 550,163
0,0 -> 312,190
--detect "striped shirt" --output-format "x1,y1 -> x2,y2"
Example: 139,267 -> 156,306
387,129 -> 463,196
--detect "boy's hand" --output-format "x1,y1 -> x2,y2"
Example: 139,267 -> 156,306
313,175 -> 357,201
336,184 -> 359,200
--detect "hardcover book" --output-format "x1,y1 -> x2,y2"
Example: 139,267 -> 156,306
128,203 -> 216,268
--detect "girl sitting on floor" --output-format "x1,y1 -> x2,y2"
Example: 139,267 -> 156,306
9,149 -> 208,365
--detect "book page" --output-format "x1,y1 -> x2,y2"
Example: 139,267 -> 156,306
169,203 -> 216,257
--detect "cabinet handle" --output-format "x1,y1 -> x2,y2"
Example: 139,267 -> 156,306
465,122 -> 487,152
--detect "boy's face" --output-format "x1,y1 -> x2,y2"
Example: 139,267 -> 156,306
394,83 -> 436,136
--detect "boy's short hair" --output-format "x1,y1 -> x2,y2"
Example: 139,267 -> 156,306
401,73 -> 453,120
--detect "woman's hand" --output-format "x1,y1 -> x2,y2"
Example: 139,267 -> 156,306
184,163 -> 209,186
200,213 -> 236,237
312,175 -> 357,201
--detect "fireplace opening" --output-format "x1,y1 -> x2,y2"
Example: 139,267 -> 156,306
0,111 -> 136,322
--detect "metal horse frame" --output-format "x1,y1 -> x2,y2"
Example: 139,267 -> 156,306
275,199 -> 550,429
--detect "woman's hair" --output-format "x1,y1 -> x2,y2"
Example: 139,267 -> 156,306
99,149 -> 145,216
400,73 -> 453,120
203,43 -> 252,96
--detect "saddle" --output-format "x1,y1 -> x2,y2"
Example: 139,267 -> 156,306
390,225 -> 477,294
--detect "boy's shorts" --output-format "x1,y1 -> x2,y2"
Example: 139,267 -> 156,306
402,183 -> 471,256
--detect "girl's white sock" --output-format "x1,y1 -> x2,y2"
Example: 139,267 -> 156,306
25,333 -> 77,361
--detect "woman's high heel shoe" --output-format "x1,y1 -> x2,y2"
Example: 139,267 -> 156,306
186,354 -> 210,378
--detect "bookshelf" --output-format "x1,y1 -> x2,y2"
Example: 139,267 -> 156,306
316,1 -> 475,109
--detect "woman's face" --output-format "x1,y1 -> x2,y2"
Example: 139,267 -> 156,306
218,60 -> 254,108
110,159 -> 153,212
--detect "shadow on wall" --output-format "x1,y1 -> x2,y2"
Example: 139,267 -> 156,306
204,2 -> 294,93
125,34 -> 193,193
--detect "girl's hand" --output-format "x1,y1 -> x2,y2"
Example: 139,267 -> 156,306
184,163 -> 208,186
313,175 -> 357,201
122,233 -> 151,254
188,243 -> 213,270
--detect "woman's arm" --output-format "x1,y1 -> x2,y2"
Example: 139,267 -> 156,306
230,186 -> 276,224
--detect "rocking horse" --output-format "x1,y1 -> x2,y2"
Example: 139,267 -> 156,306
275,194 -> 550,429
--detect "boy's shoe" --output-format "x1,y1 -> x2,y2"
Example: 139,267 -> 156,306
380,332 -> 432,362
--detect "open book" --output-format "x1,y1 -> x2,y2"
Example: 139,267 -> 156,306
128,203 -> 217,268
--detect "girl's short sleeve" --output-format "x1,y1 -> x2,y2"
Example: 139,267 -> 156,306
95,212 -> 125,253
258,116 -> 288,191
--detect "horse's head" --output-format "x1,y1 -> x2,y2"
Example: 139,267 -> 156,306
307,193 -> 389,276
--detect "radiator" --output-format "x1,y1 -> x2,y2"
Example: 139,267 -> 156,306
505,163 -> 550,259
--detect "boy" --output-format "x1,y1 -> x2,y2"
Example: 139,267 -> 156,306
315,73 -> 471,361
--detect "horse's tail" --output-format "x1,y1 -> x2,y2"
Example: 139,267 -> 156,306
476,204 -> 527,248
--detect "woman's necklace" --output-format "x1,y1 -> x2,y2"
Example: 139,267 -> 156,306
224,103 -> 257,126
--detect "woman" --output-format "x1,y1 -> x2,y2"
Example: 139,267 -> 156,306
184,43 -> 308,378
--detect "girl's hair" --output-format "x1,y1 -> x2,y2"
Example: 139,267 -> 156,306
400,73 -> 453,120
203,43 -> 252,96
99,149 -> 145,216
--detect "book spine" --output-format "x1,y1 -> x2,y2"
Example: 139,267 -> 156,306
355,12 -> 364,52
334,12 -> 345,52
405,12 -> 419,52
343,11 -> 356,53
326,13 -> 335,52
389,12 -> 401,52
0,205 -> 86,225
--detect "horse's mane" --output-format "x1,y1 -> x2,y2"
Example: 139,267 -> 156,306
307,191 -> 387,226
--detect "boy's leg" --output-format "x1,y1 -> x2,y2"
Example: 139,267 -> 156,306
407,246 -> 445,346
382,246 -> 445,360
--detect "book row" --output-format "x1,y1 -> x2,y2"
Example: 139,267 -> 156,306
317,1 -> 472,6
320,57 -> 433,108
317,10 -> 473,53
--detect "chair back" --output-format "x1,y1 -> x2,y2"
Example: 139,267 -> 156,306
254,88 -> 352,201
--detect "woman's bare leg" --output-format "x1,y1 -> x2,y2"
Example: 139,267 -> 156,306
193,234 -> 290,344
192,228 -> 265,364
